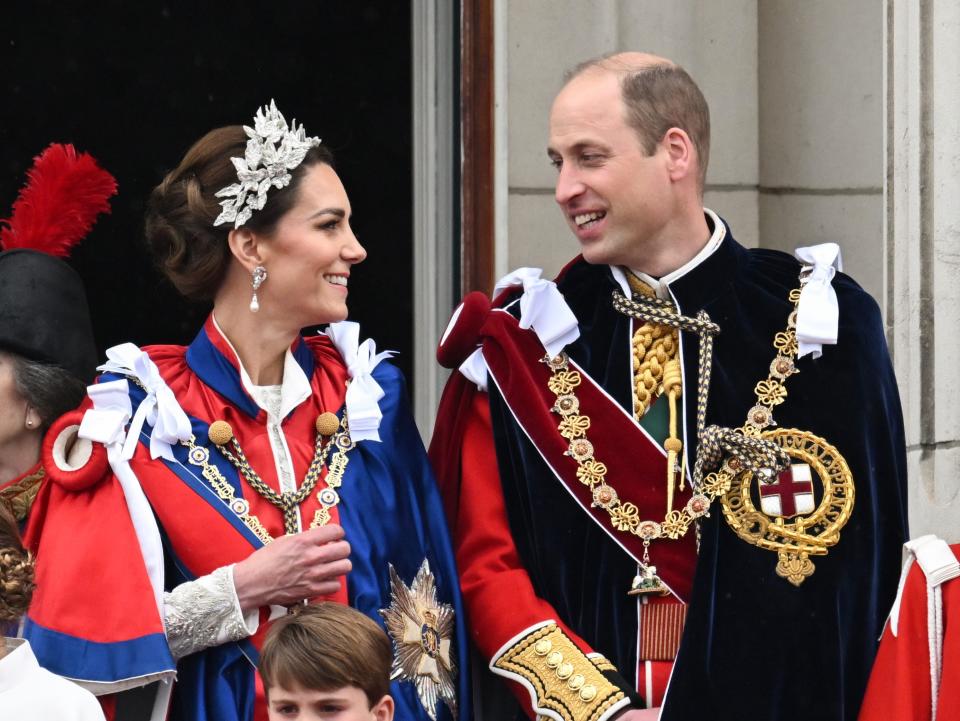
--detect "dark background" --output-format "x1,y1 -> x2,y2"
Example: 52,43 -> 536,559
0,1 -> 415,381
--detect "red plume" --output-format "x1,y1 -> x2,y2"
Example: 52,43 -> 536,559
0,143 -> 118,256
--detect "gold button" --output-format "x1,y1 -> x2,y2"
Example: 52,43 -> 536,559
207,420 -> 233,446
546,651 -> 563,668
568,674 -> 585,690
534,639 -> 552,656
316,412 -> 340,437
557,662 -> 573,680
579,685 -> 597,702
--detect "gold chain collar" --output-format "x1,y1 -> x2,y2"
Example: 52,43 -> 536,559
124,375 -> 356,543
541,278 -> 807,593
542,351 -> 725,547
183,414 -> 354,542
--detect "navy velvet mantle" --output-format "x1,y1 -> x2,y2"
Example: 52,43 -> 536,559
487,230 -> 908,720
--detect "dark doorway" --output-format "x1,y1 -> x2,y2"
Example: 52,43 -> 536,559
0,1 -> 414,382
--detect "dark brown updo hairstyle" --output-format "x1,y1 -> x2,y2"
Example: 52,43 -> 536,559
146,126 -> 335,301
0,501 -> 35,625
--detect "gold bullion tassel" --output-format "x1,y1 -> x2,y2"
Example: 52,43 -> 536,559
662,358 -> 683,512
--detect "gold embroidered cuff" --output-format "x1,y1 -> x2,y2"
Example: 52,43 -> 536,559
588,654 -> 617,673
492,623 -> 627,721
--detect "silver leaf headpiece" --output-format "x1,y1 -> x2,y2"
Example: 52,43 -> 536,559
213,99 -> 321,228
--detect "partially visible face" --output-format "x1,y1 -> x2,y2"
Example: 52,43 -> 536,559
267,684 -> 393,721
258,163 -> 367,328
548,69 -> 673,267
0,352 -> 30,449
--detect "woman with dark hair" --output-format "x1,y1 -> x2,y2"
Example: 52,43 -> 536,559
0,143 -> 113,524
24,102 -> 468,721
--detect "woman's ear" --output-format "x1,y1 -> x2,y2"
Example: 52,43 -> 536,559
227,227 -> 265,273
25,405 -> 42,431
371,694 -> 394,721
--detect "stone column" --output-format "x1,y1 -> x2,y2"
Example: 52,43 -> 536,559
885,0 -> 960,541
757,0 -> 884,302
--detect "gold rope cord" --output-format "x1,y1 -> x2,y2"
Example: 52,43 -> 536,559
625,274 -> 679,422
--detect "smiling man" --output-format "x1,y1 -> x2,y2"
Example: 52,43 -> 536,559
431,52 -> 909,721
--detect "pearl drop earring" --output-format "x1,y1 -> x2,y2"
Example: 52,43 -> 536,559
250,266 -> 267,313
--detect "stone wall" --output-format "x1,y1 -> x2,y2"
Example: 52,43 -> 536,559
495,0 -> 956,539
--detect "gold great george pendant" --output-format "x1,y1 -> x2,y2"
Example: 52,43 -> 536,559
719,427 -> 854,585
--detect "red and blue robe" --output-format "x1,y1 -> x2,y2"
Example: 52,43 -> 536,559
25,317 -> 469,721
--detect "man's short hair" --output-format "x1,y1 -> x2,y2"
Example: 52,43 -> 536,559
567,54 -> 711,190
259,602 -> 392,706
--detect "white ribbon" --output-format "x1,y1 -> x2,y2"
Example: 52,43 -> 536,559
79,379 -> 134,447
95,343 -> 194,461
794,244 -> 842,359
493,268 -> 579,358
76,345 -> 171,620
459,348 -> 490,391
325,322 -> 396,442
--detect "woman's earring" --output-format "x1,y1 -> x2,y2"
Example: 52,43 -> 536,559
250,266 -> 267,313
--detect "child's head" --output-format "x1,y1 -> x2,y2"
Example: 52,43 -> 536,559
260,602 -> 394,721
0,500 -> 34,629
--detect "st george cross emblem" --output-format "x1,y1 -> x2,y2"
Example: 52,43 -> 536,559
721,428 -> 854,586
758,463 -> 815,518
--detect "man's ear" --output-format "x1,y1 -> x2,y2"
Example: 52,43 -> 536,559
663,126 -> 696,184
371,694 -> 395,721
227,227 -> 266,273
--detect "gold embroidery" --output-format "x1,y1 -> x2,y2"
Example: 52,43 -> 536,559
589,655 -> 617,674
0,467 -> 44,522
493,624 -> 625,721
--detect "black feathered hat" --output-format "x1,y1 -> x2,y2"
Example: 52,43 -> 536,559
0,144 -> 116,382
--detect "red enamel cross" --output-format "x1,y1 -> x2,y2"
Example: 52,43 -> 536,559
759,463 -> 814,517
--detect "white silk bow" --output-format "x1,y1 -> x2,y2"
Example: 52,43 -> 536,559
326,322 -> 395,442
794,244 -> 842,359
79,379 -> 134,448
493,268 -> 579,358
92,342 -> 193,460
76,344 -> 172,619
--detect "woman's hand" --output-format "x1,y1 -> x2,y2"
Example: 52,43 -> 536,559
232,524 -> 352,612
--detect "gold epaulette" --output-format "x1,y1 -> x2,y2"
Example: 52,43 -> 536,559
492,623 -> 629,721
0,467 -> 45,522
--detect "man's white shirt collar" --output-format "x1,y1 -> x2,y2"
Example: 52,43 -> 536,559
611,208 -> 726,300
